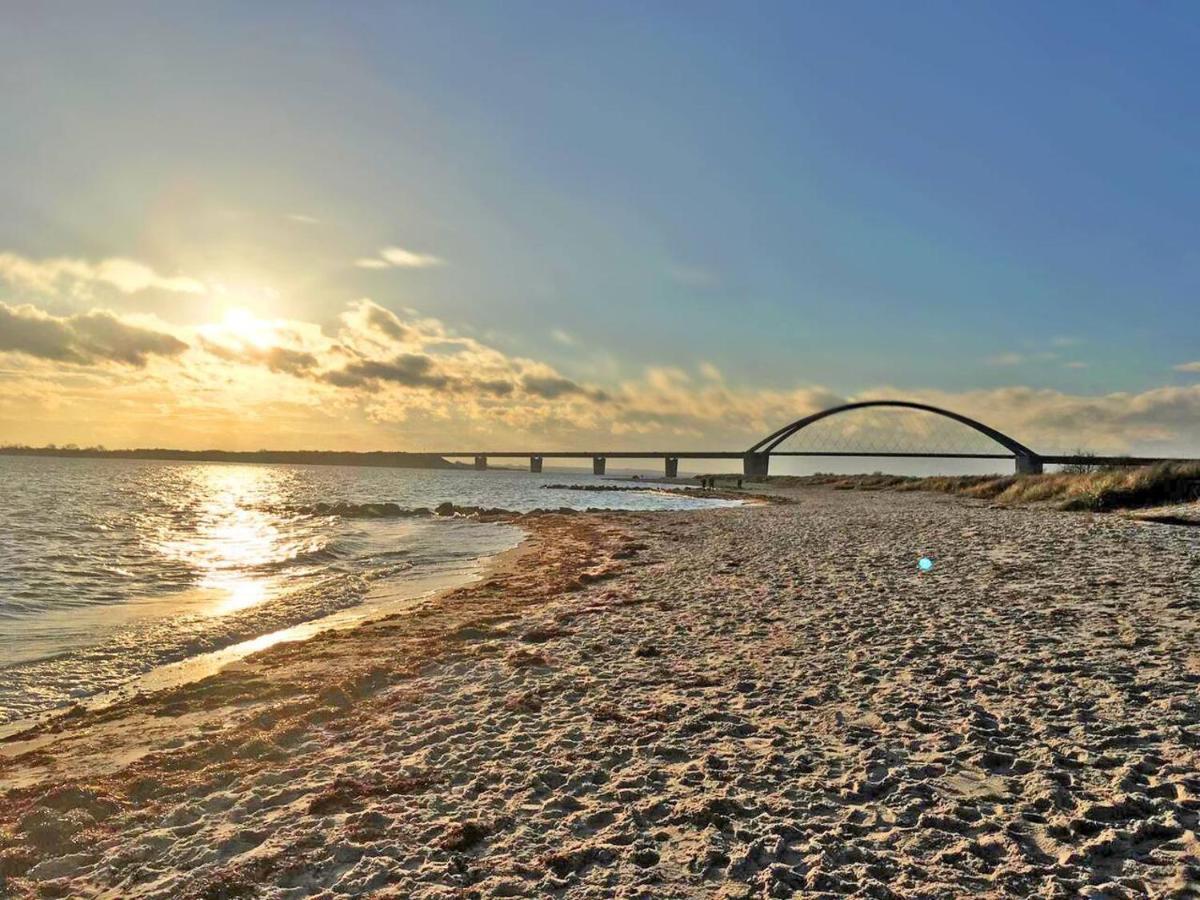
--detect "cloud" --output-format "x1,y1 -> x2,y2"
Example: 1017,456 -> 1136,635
355,246 -> 444,270
199,338 -> 319,376
1174,361 -> 1200,373
551,328 -> 575,346
6,293 -> 1200,458
0,253 -> 205,297
989,339 -> 1082,368
324,353 -> 450,390
1064,361 -> 1088,369
521,373 -> 587,399
470,378 -> 516,397
287,214 -> 320,225
361,303 -> 408,341
986,352 -> 1024,366
334,299 -> 414,348
311,304 -> 618,412
0,302 -> 188,367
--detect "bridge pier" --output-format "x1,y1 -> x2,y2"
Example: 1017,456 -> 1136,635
593,456 -> 606,476
664,457 -> 679,478
530,456 -> 543,473
474,455 -> 487,470
1015,454 -> 1044,475
743,452 -> 769,477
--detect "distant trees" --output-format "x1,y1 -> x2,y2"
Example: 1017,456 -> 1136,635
0,445 -> 464,470
1060,450 -> 1100,474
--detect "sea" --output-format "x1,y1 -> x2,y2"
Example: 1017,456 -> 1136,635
0,455 -> 737,728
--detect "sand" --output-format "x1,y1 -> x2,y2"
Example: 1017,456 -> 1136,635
1,489 -> 1198,898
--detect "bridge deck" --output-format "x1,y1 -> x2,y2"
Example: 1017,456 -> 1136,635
429,451 -> 1194,466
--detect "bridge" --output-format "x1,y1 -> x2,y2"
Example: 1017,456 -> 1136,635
428,400 -> 1193,478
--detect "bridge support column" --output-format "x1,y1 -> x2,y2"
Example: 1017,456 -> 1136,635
474,455 -> 487,470
743,452 -> 769,478
530,456 -> 543,473
1015,454 -> 1043,475
593,456 -> 606,476
664,457 -> 679,478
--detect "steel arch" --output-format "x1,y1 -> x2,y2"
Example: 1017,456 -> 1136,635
746,400 -> 1037,459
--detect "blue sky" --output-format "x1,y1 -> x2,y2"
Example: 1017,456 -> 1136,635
2,2 -> 1199,456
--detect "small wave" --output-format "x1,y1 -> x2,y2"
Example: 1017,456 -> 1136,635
362,561 -> 416,581
255,543 -> 342,571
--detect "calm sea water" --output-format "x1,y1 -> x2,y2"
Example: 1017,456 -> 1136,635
0,456 -> 735,725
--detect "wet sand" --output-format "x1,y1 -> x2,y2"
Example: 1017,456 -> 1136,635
1,489 -> 1198,898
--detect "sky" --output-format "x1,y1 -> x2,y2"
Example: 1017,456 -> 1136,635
2,1 -> 1199,464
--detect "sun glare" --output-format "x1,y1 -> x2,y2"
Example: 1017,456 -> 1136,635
154,465 -> 306,617
222,307 -> 277,349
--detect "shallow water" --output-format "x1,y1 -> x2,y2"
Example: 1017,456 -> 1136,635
0,456 -> 736,723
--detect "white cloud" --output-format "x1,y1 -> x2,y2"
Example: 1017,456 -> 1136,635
551,328 -> 575,346
1174,361 -> 1200,373
356,246 -> 445,270
287,214 -> 320,225
699,362 -> 723,381
0,252 -> 206,297
986,352 -> 1024,366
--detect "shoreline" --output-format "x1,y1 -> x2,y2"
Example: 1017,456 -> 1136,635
0,510 -> 629,784
0,493 -> 745,741
1,491 -> 1197,897
0,528 -> 527,744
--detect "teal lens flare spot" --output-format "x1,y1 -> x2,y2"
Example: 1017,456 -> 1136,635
918,557 -> 934,572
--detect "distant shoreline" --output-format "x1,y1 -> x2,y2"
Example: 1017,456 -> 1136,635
0,446 -> 465,470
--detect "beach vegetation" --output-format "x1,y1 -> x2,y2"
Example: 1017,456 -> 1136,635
774,461 -> 1200,511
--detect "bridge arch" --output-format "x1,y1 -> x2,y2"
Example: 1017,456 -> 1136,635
744,400 -> 1041,474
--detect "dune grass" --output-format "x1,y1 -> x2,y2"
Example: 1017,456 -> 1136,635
760,462 -> 1200,511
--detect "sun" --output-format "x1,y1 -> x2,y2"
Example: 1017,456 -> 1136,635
221,307 -> 277,349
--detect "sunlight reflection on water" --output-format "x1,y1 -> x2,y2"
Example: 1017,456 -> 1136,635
151,464 -> 311,615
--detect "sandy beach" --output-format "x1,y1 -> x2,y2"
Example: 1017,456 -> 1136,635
1,488 -> 1198,898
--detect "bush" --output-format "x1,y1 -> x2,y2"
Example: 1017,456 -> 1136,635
1059,449 -> 1101,475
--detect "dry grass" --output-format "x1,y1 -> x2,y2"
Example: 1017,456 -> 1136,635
765,473 -> 917,491
771,462 -> 1200,511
